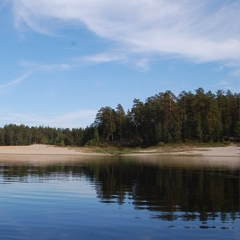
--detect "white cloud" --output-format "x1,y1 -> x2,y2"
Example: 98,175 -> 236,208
231,69 -> 240,77
79,53 -> 126,64
46,110 -> 97,128
0,60 -> 74,96
214,79 -> 240,93
0,109 -> 97,128
0,71 -> 33,95
217,80 -> 230,87
135,58 -> 151,72
20,60 -> 72,71
20,52 -> 128,71
10,0 -> 240,65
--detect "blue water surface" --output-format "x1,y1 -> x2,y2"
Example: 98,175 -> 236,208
0,157 -> 239,240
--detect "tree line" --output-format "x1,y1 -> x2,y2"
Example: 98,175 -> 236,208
94,88 -> 240,145
0,88 -> 239,147
0,125 -> 84,146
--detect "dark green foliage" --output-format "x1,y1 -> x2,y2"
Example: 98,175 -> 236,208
93,89 -> 240,145
80,125 -> 101,146
0,124 -> 83,147
234,121 -> 240,138
95,107 -> 116,142
0,88 -> 239,147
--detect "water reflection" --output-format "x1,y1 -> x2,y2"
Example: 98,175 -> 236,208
1,156 -> 239,225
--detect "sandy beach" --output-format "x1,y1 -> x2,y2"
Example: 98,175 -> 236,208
0,144 -> 108,165
0,144 -> 95,155
125,145 -> 240,169
156,145 -> 240,157
0,144 -> 239,166
0,144 -> 239,156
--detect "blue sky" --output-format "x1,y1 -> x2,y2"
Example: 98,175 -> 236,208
0,0 -> 239,128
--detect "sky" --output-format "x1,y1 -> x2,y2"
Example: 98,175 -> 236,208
0,0 -> 239,128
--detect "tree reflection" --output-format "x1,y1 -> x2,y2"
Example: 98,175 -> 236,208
0,159 -> 239,222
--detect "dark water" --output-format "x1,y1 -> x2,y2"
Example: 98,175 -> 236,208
0,156 -> 239,240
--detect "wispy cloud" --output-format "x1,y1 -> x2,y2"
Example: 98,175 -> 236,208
214,79 -> 240,93
79,53 -> 126,64
20,60 -> 72,71
46,110 -> 97,128
135,58 -> 151,72
0,71 -> 33,95
0,109 -> 97,128
0,59 -> 73,96
20,52 -> 130,71
10,0 -> 240,65
231,69 -> 240,77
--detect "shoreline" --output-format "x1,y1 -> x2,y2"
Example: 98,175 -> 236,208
0,144 -> 109,156
0,144 -> 238,161
129,145 -> 240,157
0,144 -> 238,168
0,144 -> 239,157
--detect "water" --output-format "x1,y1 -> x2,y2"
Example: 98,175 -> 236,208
0,156 -> 239,240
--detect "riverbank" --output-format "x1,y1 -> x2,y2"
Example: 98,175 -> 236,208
0,144 -> 238,167
0,144 -> 106,156
132,144 -> 240,157
0,144 -> 109,165
0,144 -> 239,157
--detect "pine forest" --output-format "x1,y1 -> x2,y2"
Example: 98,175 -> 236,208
0,88 -> 239,147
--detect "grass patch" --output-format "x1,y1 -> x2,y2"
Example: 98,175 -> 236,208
69,141 -> 235,155
77,145 -> 140,155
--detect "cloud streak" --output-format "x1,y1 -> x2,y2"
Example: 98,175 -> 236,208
79,53 -> 126,64
0,71 -> 33,95
20,59 -> 73,71
11,0 -> 240,65
0,109 -> 97,128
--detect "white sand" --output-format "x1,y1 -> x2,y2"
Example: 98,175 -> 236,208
0,144 -> 240,157
0,144 -> 80,156
125,145 -> 240,169
0,144 -> 239,166
0,144 -> 105,155
0,144 -> 108,165
0,144 -> 239,157
169,145 -> 240,157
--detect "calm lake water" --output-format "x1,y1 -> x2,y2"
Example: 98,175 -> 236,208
0,156 -> 239,240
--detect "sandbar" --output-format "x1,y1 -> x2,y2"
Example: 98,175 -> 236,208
0,144 -> 239,166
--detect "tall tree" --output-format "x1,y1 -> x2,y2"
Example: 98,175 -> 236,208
95,107 -> 116,142
192,88 -> 208,141
131,99 -> 145,142
115,104 -> 125,141
177,91 -> 195,141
